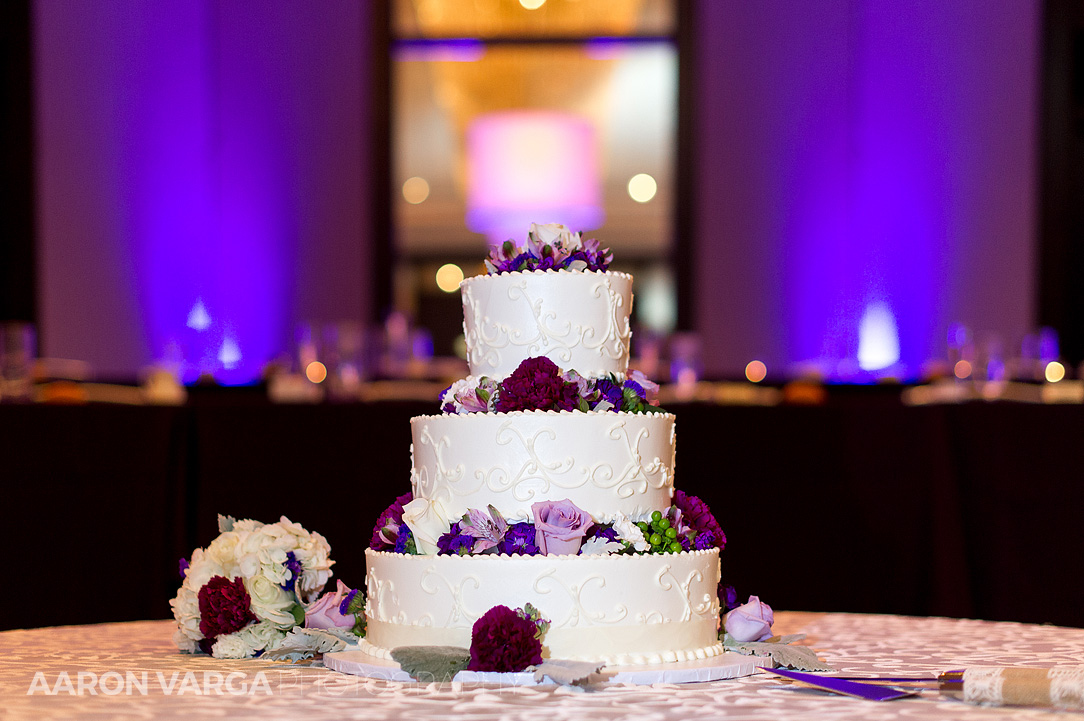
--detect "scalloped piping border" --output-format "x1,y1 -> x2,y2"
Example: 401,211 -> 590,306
365,547 -> 717,562
460,269 -> 634,293
356,634 -> 726,668
411,408 -> 676,423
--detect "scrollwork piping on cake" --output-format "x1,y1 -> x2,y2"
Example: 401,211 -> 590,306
419,566 -> 482,627
533,568 -> 629,627
655,565 -> 705,623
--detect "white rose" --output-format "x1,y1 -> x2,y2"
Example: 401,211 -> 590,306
211,632 -> 255,659
245,573 -> 297,629
613,512 -> 651,552
172,627 -> 199,653
400,497 -> 450,555
170,585 -> 203,641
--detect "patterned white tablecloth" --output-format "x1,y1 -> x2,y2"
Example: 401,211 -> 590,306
3,612 -> 1084,720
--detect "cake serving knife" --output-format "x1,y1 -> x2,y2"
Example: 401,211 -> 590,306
761,666 -> 1084,709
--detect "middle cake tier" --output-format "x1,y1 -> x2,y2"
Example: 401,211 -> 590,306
410,410 -> 676,523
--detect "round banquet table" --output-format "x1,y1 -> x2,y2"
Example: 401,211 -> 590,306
3,612 -> 1084,720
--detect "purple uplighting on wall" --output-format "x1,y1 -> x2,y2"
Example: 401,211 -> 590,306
36,2 -> 371,383
695,0 -> 1040,380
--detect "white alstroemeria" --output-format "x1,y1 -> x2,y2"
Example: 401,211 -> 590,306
579,536 -> 623,556
401,497 -> 451,555
612,512 -> 651,552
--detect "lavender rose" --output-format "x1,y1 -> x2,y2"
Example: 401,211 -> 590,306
531,499 -> 594,555
304,580 -> 356,630
724,595 -> 774,642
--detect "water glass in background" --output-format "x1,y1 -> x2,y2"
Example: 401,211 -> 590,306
669,333 -> 702,387
0,322 -> 36,403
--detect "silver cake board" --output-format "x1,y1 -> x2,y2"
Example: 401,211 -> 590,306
325,646 -> 762,686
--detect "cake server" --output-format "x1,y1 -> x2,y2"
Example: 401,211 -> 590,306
761,666 -> 1084,709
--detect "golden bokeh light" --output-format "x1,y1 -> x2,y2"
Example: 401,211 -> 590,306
953,360 -> 972,379
402,176 -> 430,204
1045,361 -> 1066,383
745,360 -> 767,383
305,361 -> 328,384
627,173 -> 658,203
435,263 -> 465,293
519,0 -> 546,9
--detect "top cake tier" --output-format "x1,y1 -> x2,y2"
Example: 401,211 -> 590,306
461,269 -> 634,380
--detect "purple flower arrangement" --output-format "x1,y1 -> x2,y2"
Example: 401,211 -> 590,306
441,357 -> 664,415
484,223 -> 613,275
372,496 -> 725,560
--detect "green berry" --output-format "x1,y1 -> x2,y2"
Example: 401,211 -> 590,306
649,533 -> 663,546
669,540 -> 682,553
651,510 -> 663,523
658,518 -> 671,531
637,522 -> 650,534
665,527 -> 677,539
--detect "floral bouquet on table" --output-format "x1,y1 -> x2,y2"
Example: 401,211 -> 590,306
171,515 -> 361,660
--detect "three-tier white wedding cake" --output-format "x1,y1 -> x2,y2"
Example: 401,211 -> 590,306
361,224 -> 725,665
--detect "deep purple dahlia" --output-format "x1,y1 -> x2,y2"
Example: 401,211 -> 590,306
467,605 -> 544,672
494,357 -> 580,413
197,575 -> 257,641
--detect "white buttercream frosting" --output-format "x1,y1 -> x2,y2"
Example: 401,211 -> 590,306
410,409 -> 676,523
364,548 -> 723,666
461,269 -> 634,380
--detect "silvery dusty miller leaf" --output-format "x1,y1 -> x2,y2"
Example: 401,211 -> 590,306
533,660 -> 605,686
726,640 -> 834,672
218,514 -> 236,533
261,628 -> 353,663
391,646 -> 471,682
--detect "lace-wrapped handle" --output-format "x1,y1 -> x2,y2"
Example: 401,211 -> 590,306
958,667 -> 1084,709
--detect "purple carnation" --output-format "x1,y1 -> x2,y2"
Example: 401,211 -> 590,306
494,357 -> 580,413
197,576 -> 257,641
437,523 -> 475,556
467,605 -> 544,672
675,490 -> 726,551
370,492 -> 413,551
500,523 -> 540,555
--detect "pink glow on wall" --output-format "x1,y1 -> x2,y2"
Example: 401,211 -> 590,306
466,112 -> 603,244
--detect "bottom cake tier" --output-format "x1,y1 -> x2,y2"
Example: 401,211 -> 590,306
363,548 -> 723,666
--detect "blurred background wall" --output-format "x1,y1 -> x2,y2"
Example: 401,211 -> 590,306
25,0 -> 1042,382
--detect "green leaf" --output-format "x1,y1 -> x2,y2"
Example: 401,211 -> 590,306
532,660 -> 604,686
289,604 -> 306,626
391,646 -> 471,682
217,514 -> 236,533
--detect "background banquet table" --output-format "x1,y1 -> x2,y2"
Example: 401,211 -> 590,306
4,612 -> 1084,720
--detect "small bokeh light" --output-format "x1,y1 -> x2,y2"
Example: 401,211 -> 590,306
953,360 -> 972,379
402,176 -> 430,204
745,360 -> 767,383
1045,361 -> 1066,383
435,263 -> 465,293
519,0 -> 546,8
627,173 -> 658,203
305,361 -> 328,384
